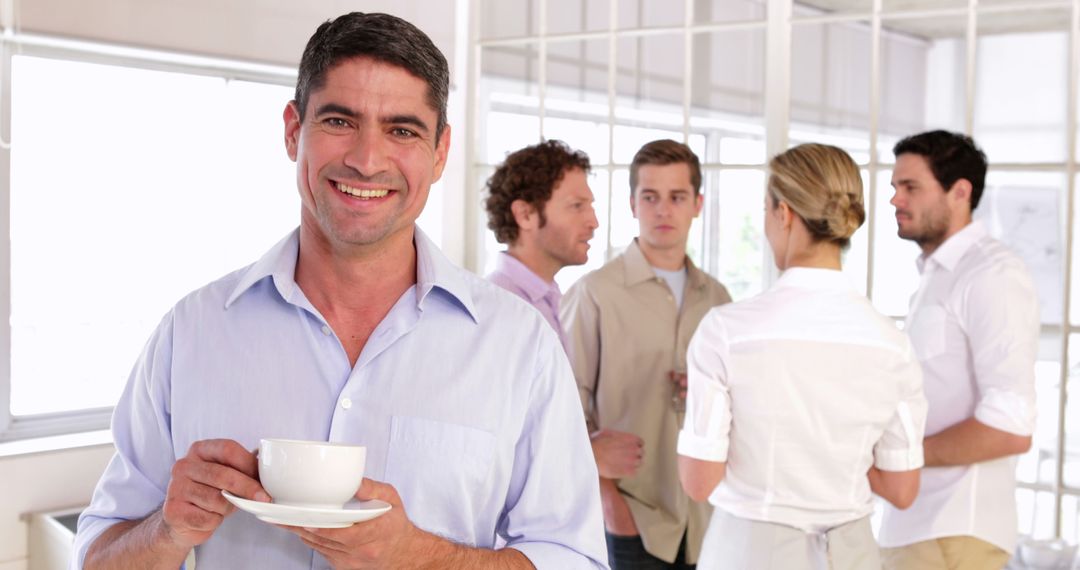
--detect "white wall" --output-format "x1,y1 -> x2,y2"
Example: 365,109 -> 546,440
0,446 -> 114,569
0,1 -> 464,568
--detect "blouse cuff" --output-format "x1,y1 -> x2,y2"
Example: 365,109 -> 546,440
676,429 -> 729,462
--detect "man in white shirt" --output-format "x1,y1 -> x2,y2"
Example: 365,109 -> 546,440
484,140 -> 599,357
879,130 -> 1039,570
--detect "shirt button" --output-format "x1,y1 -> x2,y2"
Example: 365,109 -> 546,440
321,325 -> 332,336
341,398 -> 352,410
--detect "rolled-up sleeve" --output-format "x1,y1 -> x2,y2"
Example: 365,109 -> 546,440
501,331 -> 608,569
964,264 -> 1039,436
874,340 -> 928,471
71,311 -> 178,569
677,310 -> 732,462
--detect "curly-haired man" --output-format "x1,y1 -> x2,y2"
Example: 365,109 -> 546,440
484,139 -> 599,357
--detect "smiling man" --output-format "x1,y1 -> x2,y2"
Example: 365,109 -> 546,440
484,140 -> 599,357
878,131 -> 1038,570
562,140 -> 731,569
72,12 -> 607,570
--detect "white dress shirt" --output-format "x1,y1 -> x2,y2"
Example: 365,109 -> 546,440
678,267 -> 927,532
72,227 -> 608,570
879,221 -> 1039,554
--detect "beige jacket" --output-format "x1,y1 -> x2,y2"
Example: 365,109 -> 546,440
561,239 -> 732,564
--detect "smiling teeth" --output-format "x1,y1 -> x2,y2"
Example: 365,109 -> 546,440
338,183 -> 389,199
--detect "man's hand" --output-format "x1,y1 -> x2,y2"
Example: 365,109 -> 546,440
161,439 -> 266,550
591,429 -> 643,479
282,478 -> 422,569
668,370 -> 688,402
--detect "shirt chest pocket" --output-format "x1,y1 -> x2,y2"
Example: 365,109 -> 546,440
383,416 -> 496,541
908,305 -> 949,361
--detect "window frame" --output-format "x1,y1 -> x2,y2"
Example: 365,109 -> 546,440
0,32 -> 297,442
467,0 -> 1080,539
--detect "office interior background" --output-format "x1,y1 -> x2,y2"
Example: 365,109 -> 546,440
0,0 -> 1075,567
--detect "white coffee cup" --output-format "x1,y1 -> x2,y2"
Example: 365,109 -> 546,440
258,438 -> 366,509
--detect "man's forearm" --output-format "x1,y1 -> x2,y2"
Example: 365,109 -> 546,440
924,417 -> 1032,467
84,510 -> 191,570
411,529 -> 535,569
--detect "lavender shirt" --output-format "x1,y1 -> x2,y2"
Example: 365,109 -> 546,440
487,252 -> 571,358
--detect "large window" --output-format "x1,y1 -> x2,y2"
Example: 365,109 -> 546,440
469,0 -> 1080,543
0,39 -> 446,441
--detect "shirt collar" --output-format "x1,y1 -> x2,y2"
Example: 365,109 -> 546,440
623,238 -> 708,289
225,229 -> 301,309
917,220 -> 987,274
774,267 -> 855,292
493,252 -> 560,303
225,226 -> 479,323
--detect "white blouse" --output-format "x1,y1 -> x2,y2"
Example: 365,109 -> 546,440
678,267 -> 928,532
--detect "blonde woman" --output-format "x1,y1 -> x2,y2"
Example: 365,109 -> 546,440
677,143 -> 928,569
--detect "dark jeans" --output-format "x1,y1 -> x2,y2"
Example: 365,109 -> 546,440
606,532 -> 695,570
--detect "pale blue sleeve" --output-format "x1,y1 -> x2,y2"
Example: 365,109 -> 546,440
70,310 -> 179,569
500,329 -> 609,569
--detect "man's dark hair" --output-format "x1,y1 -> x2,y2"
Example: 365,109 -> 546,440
295,12 -> 449,140
485,140 -> 591,245
629,139 -> 703,197
893,130 -> 988,210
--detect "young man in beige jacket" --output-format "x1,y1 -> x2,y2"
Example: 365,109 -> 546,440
563,139 -> 732,569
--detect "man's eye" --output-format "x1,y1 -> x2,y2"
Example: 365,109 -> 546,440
391,127 -> 418,138
323,117 -> 350,128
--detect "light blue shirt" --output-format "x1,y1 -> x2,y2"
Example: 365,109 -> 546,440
72,227 -> 608,569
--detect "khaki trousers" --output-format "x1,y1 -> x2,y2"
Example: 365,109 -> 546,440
881,536 -> 1010,570
697,510 -> 880,570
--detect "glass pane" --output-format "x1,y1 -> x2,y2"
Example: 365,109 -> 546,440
974,9 -> 1069,164
690,28 -> 766,166
478,166 -> 501,276
696,0 -> 765,23
479,46 -> 543,165
543,39 -> 611,163
613,34 -> 687,164
619,0 -> 684,29
976,171 -> 1065,326
1016,333 -> 1063,489
1063,494 -> 1079,545
9,58 -> 297,416
547,0 -> 610,34
480,0 -> 540,39
1073,174 -> 1080,326
1062,334 -> 1080,491
610,169 -> 636,250
556,168 -> 611,292
790,20 -> 872,164
870,170 -> 922,317
712,169 -> 766,301
878,16 -> 967,163
1016,488 -> 1059,540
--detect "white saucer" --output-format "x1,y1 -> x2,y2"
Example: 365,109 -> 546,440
222,491 -> 392,528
